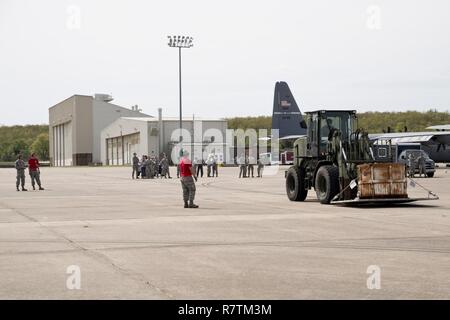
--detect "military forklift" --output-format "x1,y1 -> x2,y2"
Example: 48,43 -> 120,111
285,110 -> 438,204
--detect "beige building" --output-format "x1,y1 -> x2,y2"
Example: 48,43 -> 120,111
100,109 -> 229,165
49,94 -> 149,166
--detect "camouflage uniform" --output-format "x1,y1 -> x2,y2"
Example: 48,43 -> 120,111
257,158 -> 264,177
132,154 -> 140,179
146,158 -> 154,179
418,155 -> 426,178
160,157 -> 170,178
181,176 -> 196,204
15,158 -> 27,191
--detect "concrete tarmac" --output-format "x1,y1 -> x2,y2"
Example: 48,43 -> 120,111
0,166 -> 449,299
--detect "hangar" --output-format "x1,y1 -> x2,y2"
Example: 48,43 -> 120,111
49,94 -> 228,166
100,108 -> 229,165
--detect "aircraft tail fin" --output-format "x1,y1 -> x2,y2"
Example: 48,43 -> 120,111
271,81 -> 306,138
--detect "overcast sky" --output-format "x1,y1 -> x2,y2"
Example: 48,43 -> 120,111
1,0 -> 449,125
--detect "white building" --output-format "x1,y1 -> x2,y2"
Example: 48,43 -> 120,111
49,94 -> 150,166
100,109 -> 229,165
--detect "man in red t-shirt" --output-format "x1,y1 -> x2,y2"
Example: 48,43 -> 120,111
28,153 -> 44,190
179,150 -> 198,208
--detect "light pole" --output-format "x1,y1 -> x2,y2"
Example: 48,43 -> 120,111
167,35 -> 193,156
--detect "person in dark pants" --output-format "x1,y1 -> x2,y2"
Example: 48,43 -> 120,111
132,153 -> 140,179
140,155 -> 147,178
195,157 -> 204,178
15,154 -> 27,191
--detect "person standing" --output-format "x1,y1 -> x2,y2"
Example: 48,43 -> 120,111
140,155 -> 147,178
238,154 -> 247,178
247,155 -> 255,178
194,157 -> 203,178
28,153 -> 44,190
407,154 -> 415,178
15,154 -> 27,191
418,154 -> 427,178
257,158 -> 264,178
179,150 -> 198,208
212,154 -> 219,177
132,153 -> 140,179
160,153 -> 172,179
206,153 -> 214,177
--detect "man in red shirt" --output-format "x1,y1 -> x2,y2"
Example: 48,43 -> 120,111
28,153 -> 44,190
179,150 -> 198,208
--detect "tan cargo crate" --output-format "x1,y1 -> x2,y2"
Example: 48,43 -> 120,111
357,163 -> 407,199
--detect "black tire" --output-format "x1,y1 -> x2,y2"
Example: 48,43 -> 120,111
315,165 -> 340,204
286,166 -> 308,201
427,172 -> 434,178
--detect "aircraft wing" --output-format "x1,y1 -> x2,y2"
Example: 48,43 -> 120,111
369,132 -> 450,145
279,135 -> 306,140
259,135 -> 306,141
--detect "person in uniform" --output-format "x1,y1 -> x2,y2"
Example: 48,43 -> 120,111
407,154 -> 415,178
146,156 -> 154,179
206,153 -> 214,177
140,155 -> 147,178
238,154 -> 247,178
212,154 -> 219,177
15,154 -> 27,191
194,157 -> 203,178
247,155 -> 255,178
418,154 -> 427,178
160,153 -> 172,179
28,153 -> 44,190
132,153 -> 140,179
179,150 -> 198,208
257,157 -> 264,178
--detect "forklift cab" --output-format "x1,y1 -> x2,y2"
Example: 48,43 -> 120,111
305,110 -> 358,158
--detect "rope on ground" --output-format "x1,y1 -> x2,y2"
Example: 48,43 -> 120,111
407,177 -> 439,199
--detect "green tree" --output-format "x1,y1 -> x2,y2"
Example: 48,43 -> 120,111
31,133 -> 49,160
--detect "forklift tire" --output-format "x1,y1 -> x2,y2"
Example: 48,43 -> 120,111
315,165 -> 340,204
286,166 -> 308,201
427,172 -> 434,178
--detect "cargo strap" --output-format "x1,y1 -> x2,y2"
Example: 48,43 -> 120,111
407,178 -> 439,200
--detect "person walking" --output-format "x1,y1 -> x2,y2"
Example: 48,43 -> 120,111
179,150 -> 199,208
15,154 -> 27,191
132,153 -> 140,179
28,153 -> 44,190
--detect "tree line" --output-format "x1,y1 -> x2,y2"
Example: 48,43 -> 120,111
0,125 -> 49,162
227,110 -> 450,133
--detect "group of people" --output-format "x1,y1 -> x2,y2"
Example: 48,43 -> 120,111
14,153 -> 44,191
132,153 -> 172,179
193,153 -> 219,178
407,154 -> 427,178
129,151 -> 268,209
237,155 -> 265,178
